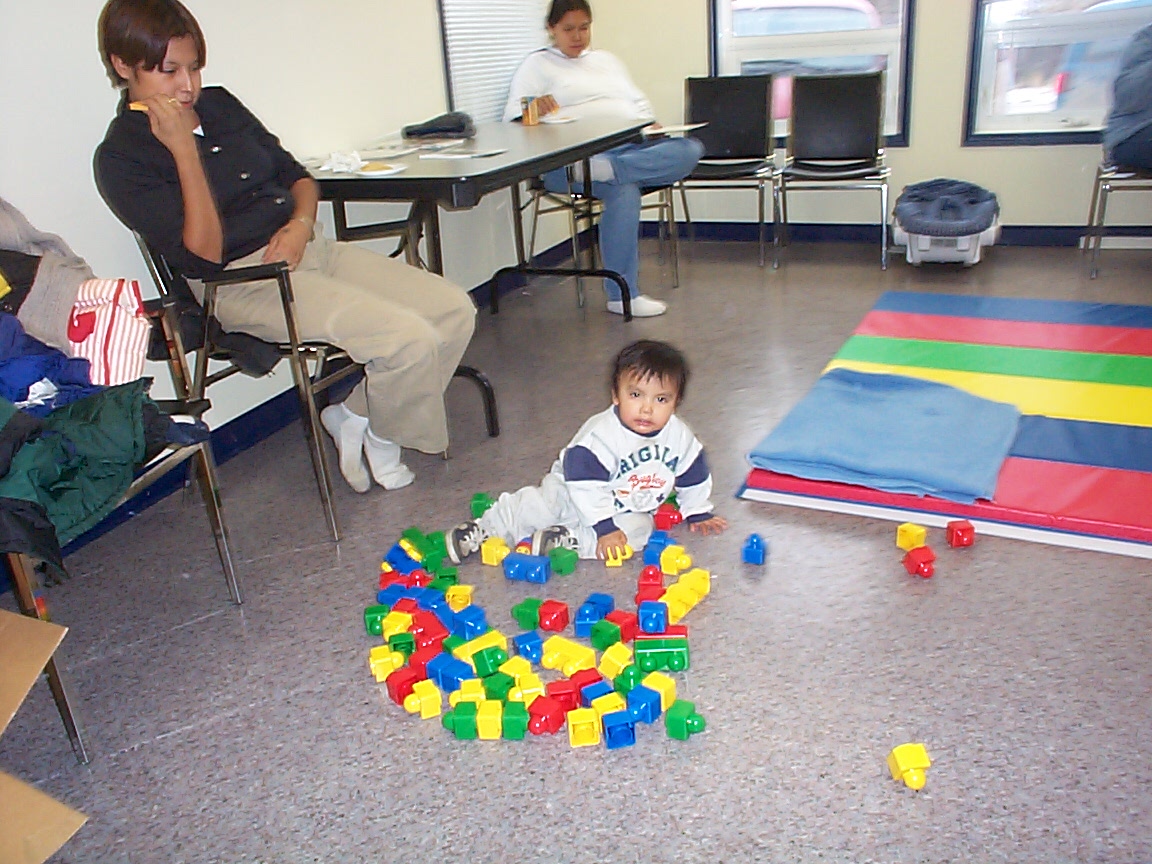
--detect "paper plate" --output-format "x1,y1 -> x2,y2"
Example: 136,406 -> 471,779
354,162 -> 406,177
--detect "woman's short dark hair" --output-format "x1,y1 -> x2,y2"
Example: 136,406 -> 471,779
98,0 -> 206,88
547,0 -> 592,27
611,340 -> 690,401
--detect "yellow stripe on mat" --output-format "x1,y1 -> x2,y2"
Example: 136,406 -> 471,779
825,359 -> 1152,428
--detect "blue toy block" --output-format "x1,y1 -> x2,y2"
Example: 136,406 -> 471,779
602,710 -> 637,749
513,630 -> 544,664
742,533 -> 768,566
451,605 -> 489,640
502,552 -> 552,584
574,603 -> 602,638
642,546 -> 663,566
384,543 -> 421,574
440,659 -> 475,693
584,592 -> 615,617
376,584 -> 406,607
626,684 -> 662,723
638,600 -> 668,634
648,530 -> 671,549
423,594 -> 455,629
424,653 -> 454,690
580,679 -> 614,707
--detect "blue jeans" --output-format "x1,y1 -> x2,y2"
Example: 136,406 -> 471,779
543,136 -> 704,301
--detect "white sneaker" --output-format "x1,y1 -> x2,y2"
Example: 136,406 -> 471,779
363,429 -> 415,490
607,294 -> 667,317
319,403 -> 371,493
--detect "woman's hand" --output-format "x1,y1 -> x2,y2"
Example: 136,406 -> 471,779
140,95 -> 198,156
262,218 -> 311,270
596,529 -> 629,561
688,515 -> 729,536
534,94 -> 560,117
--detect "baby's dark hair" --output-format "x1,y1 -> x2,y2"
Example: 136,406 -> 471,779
611,340 -> 689,401
547,0 -> 592,27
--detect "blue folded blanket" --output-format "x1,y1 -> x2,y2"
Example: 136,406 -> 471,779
748,368 -> 1021,503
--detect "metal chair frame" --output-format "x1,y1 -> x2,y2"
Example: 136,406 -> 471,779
1084,161 -> 1152,279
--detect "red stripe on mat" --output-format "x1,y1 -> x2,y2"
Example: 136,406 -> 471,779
743,457 -> 1152,543
855,311 -> 1152,357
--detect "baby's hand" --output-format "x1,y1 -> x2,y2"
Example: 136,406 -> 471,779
596,530 -> 629,561
688,515 -> 728,536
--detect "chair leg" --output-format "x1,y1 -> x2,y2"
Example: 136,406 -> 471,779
757,180 -> 766,267
663,189 -> 680,288
1090,180 -> 1112,280
1084,165 -> 1104,257
880,181 -> 890,271
5,553 -> 89,764
453,365 -> 500,437
528,192 -> 544,262
190,443 -> 241,604
567,196 -> 585,308
771,177 -> 783,269
679,182 -> 694,244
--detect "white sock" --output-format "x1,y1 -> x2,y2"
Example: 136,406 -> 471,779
364,429 -> 415,490
319,403 -> 370,493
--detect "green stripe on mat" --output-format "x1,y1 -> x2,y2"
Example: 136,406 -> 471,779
834,335 -> 1152,388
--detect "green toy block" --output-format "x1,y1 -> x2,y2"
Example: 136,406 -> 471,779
442,635 -> 466,655
590,619 -> 622,651
511,598 -> 544,631
387,632 -> 417,659
471,492 -> 497,518
502,702 -> 529,740
548,546 -> 578,576
426,530 -> 448,557
613,664 -> 643,695
665,492 -> 678,508
443,701 -> 479,740
482,671 -> 516,701
428,577 -> 456,593
422,550 -> 445,574
434,565 -> 458,583
401,527 -> 429,555
635,636 -> 690,673
363,604 -> 390,636
665,699 -> 706,740
473,645 -> 509,677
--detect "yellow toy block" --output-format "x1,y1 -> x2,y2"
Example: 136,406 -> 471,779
598,642 -> 634,680
660,544 -> 692,576
678,567 -> 711,598
448,678 -> 486,707
896,523 -> 927,551
508,672 -> 544,706
590,691 -> 627,718
402,679 -> 442,719
605,544 -> 633,567
368,645 -> 404,682
480,537 -> 511,566
887,743 -> 931,790
541,635 -> 597,677
642,671 -> 677,710
398,538 -> 423,562
380,561 -> 393,573
445,584 -> 473,612
476,700 -> 503,740
453,629 -> 509,665
380,611 -> 414,640
499,656 -> 533,681
567,707 -> 601,748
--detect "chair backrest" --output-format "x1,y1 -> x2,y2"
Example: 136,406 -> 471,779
684,75 -> 773,160
789,71 -> 884,163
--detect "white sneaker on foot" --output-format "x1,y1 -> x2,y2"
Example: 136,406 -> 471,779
319,403 -> 370,493
446,520 -> 491,564
363,429 -> 415,490
606,294 -> 667,317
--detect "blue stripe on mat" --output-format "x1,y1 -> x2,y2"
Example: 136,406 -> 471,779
873,292 -> 1152,329
1011,416 -> 1152,474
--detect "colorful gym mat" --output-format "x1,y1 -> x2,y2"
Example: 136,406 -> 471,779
739,292 -> 1152,558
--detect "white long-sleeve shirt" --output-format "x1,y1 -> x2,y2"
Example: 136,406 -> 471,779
502,47 -> 655,123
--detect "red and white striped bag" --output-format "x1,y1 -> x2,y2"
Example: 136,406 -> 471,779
67,278 -> 152,386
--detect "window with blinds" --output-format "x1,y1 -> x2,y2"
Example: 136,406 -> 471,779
439,0 -> 550,122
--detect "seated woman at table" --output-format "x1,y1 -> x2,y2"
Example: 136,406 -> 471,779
94,0 -> 477,494
503,0 -> 703,318
1103,22 -> 1152,171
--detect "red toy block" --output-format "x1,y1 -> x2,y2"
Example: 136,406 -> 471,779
379,570 -> 406,590
527,695 -> 566,735
946,519 -> 975,548
537,599 -> 570,632
604,610 -> 638,643
407,645 -> 441,678
385,667 -> 421,705
637,565 -> 664,588
664,623 -> 688,638
404,569 -> 432,588
410,612 -> 449,650
653,503 -> 683,531
569,668 -> 604,692
514,539 -> 532,554
391,597 -> 419,614
903,545 -> 936,578
545,679 -> 579,713
634,585 -> 665,605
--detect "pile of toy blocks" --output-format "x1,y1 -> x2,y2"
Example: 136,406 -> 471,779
896,519 -> 974,578
362,525 -> 708,749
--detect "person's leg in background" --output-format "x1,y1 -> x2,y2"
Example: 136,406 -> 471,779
1110,124 -> 1152,171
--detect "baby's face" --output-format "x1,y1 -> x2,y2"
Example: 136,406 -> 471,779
613,372 -> 679,435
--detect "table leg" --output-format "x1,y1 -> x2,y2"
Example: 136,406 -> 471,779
423,202 -> 444,275
509,184 -> 527,267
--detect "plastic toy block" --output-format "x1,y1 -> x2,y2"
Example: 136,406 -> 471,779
368,645 -> 405,682
402,679 -> 443,720
380,611 -> 414,640
574,604 -> 602,638
513,630 -> 544,664
364,605 -> 391,636
567,707 -> 602,748
590,620 -> 623,651
408,645 -> 441,679
642,672 -> 677,710
599,643 -> 634,680
431,656 -> 474,693
548,546 -> 578,576
476,700 -> 503,740
480,537 -> 511,567
472,645 -> 510,678
605,544 -> 633,567
665,624 -> 689,638
660,545 -> 692,577
602,710 -> 637,750
946,519 -> 975,548
511,598 -> 544,631
528,695 -> 566,735
471,492 -> 497,518
514,538 -> 532,553
638,565 -> 665,588
590,691 -> 627,718
404,570 -> 432,589
653,502 -> 683,531
635,635 -> 690,673
638,600 -> 668,634
448,678 -> 487,708
508,672 -> 544,706
903,545 -> 936,578
896,522 -> 928,552
385,667 -> 421,706
412,619 -> 449,652
427,577 -> 456,593
541,635 -> 596,677
647,530 -> 672,550
626,684 -> 662,723
569,668 -> 604,691
665,699 -> 706,740
391,597 -> 420,615
445,585 -> 473,612
537,600 -> 571,632
662,584 -> 699,625
387,632 -> 417,659
613,664 -> 643,696
503,701 -> 530,739
634,586 -> 666,606
384,543 -> 421,574
442,701 -> 479,740
642,546 -> 664,567
441,635 -> 465,655
398,538 -> 424,563
679,567 -> 711,598
499,656 -> 533,680
379,570 -> 404,591
453,630 -> 509,666
887,743 -> 932,790
432,563 -> 457,581
426,597 -> 457,631
580,680 -> 614,707
583,593 -> 614,616
451,605 -> 489,640
742,533 -> 768,565
503,552 -> 552,584
604,610 -> 638,643
546,679 -> 579,713
482,671 -> 516,701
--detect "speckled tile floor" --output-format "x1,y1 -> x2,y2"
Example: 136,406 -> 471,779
2,241 -> 1150,864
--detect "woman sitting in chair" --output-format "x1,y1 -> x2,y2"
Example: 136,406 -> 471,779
503,0 -> 703,318
94,0 -> 477,493
1103,22 -> 1152,171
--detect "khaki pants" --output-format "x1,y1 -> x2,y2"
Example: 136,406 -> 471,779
202,230 -> 476,453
